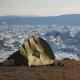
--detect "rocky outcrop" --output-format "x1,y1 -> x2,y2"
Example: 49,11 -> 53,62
0,59 -> 80,80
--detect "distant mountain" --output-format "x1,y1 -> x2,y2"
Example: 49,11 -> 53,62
0,14 -> 80,26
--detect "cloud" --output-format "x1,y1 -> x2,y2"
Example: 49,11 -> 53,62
0,0 -> 80,16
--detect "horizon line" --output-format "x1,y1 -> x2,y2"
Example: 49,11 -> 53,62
0,13 -> 80,17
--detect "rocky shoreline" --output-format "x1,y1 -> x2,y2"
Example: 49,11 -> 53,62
0,59 -> 80,80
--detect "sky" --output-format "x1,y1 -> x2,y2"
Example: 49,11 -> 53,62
0,0 -> 80,16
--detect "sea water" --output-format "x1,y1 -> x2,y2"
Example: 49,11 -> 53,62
0,25 -> 80,62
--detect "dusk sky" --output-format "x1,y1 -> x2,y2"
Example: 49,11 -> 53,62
0,0 -> 80,16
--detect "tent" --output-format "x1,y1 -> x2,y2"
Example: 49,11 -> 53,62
3,36 -> 55,67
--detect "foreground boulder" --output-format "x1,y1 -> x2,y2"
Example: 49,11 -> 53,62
2,36 -> 55,67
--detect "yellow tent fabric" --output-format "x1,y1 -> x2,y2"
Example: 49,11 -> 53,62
20,36 -> 55,67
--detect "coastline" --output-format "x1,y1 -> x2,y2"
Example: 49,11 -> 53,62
0,59 -> 80,80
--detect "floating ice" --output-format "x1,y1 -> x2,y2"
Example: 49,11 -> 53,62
55,52 -> 79,60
